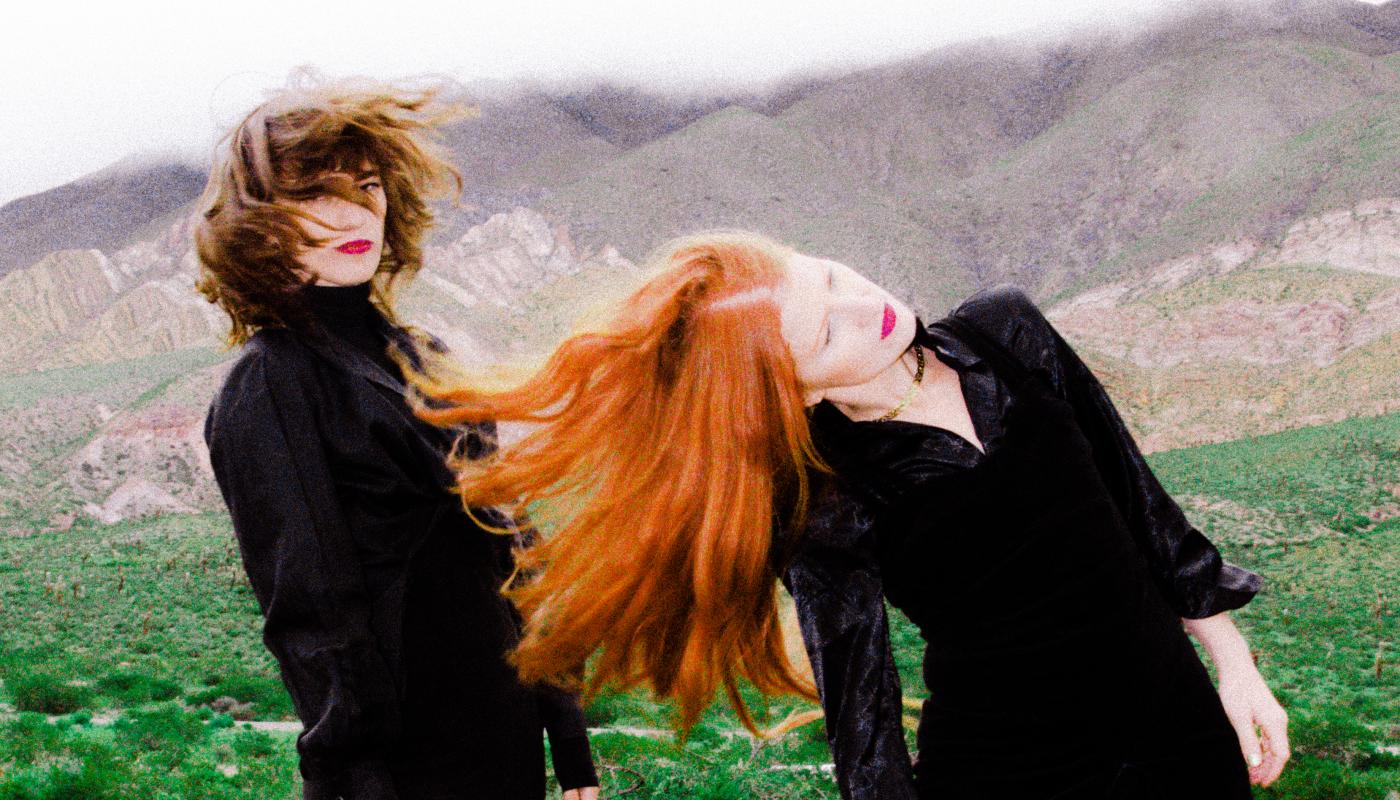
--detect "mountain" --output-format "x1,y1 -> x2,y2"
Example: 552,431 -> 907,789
0,156 -> 206,281
539,104 -> 975,314
6,0 -> 1400,525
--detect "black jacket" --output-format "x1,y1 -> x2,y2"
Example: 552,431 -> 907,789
782,285 -> 1262,800
204,288 -> 596,799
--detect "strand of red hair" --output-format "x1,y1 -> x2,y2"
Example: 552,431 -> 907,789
410,232 -> 822,733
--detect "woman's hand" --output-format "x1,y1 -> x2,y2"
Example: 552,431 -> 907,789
1218,669 -> 1290,787
1182,612 -> 1291,787
562,787 -> 600,800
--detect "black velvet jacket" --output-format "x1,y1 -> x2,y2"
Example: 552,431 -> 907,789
781,285 -> 1262,800
205,285 -> 596,799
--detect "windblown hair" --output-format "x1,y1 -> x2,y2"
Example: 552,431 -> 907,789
195,69 -> 468,344
412,231 -> 823,732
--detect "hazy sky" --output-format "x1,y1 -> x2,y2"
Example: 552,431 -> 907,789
2,0 -> 1388,206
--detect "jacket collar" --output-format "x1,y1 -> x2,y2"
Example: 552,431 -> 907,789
918,315 -> 982,370
296,315 -> 424,397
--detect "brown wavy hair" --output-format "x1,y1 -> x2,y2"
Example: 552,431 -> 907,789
410,231 -> 824,733
195,69 -> 469,344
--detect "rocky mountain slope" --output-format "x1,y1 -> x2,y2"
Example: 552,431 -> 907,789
5,0 -> 1400,525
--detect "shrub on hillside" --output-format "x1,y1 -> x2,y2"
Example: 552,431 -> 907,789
185,673 -> 292,718
113,702 -> 208,768
95,670 -> 181,704
8,673 -> 92,715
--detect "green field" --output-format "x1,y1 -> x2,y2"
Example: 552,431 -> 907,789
0,411 -> 1396,798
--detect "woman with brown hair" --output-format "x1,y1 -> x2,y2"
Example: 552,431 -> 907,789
412,231 -> 1290,799
198,72 -> 599,800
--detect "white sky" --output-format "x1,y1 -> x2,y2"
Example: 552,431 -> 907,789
2,0 -> 1390,206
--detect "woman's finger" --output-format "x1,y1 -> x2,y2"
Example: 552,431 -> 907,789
1258,710 -> 1290,786
1224,704 -> 1264,774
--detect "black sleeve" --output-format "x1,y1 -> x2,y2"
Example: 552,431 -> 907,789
451,420 -> 599,792
782,483 -> 917,800
205,346 -> 401,800
537,685 -> 599,791
954,285 -> 1262,618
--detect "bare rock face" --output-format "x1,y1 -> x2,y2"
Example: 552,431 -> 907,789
420,207 -> 631,312
1048,199 -> 1400,450
1260,198 -> 1400,278
1052,198 -> 1400,370
407,207 -> 636,360
0,250 -> 122,366
83,477 -> 200,525
69,402 -> 219,518
0,214 -> 224,374
1053,293 -> 1399,369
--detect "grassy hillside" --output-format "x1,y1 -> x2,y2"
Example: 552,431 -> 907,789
1070,87 -> 1400,300
1,409 -> 1396,797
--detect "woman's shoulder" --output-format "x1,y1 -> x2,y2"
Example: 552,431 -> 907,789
948,284 -> 1049,336
940,283 -> 1064,384
211,329 -> 322,410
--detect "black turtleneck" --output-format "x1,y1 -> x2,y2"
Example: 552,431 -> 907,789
303,282 -> 400,380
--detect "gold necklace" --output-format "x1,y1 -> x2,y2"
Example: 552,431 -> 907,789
875,345 -> 925,422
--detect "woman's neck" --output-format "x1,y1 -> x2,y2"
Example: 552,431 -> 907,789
826,346 -> 929,422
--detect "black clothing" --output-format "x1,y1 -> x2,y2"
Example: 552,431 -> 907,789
205,283 -> 597,800
783,285 -> 1260,800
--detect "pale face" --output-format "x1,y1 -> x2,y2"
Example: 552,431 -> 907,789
288,164 -> 387,287
776,251 -> 919,406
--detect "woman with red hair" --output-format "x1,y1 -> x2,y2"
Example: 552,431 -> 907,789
414,231 -> 1289,799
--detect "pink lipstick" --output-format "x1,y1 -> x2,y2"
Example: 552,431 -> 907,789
336,239 -> 373,255
881,304 -> 896,339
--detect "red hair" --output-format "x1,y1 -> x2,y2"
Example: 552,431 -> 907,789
413,232 -> 822,732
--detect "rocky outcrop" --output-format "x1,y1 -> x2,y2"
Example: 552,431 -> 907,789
1047,200 -> 1400,450
0,207 -> 634,376
1052,292 -> 1400,369
406,207 -> 636,360
0,213 -> 220,374
1258,198 -> 1400,278
421,207 -> 632,313
69,402 -> 219,517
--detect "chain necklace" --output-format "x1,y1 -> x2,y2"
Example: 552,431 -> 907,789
874,345 -> 925,422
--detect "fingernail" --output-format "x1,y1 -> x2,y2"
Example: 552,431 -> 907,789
1248,754 -> 1262,767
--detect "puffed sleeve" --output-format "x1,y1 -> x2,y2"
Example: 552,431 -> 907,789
204,343 -> 401,800
954,285 -> 1262,618
781,481 -> 917,800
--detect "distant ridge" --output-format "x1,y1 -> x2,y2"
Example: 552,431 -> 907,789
0,157 -> 205,280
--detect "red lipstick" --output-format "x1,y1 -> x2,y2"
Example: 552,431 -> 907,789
881,304 -> 896,339
336,239 -> 373,255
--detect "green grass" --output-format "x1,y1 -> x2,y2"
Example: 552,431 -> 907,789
0,513 -> 287,719
0,347 -> 224,410
0,708 -> 300,799
1,412 -> 1397,797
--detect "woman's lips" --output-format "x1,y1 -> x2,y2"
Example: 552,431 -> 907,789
881,303 -> 896,339
336,239 -> 373,255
